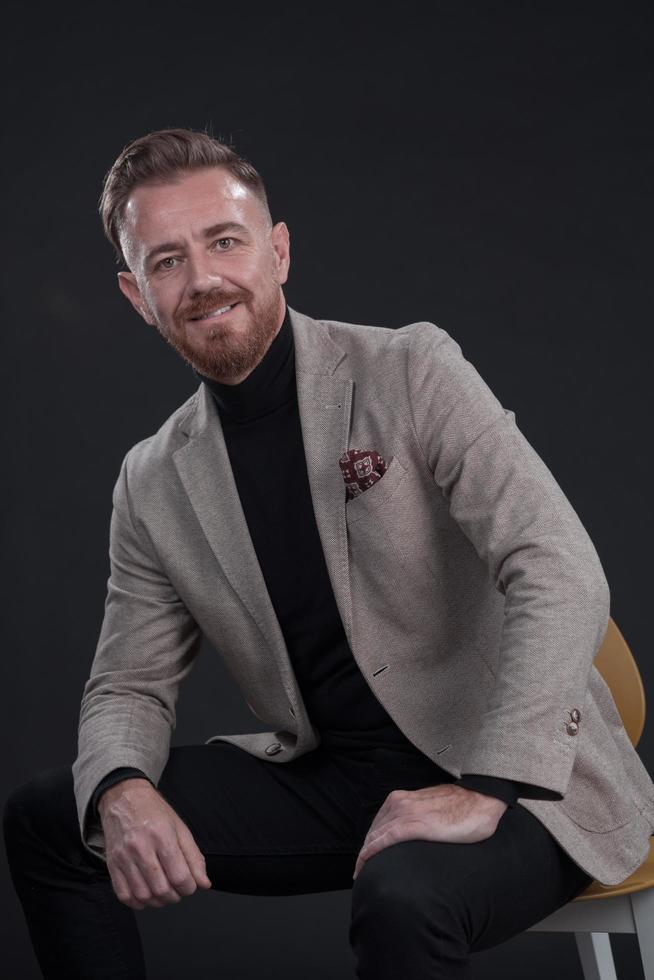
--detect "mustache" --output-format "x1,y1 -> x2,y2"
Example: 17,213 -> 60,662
180,291 -> 242,321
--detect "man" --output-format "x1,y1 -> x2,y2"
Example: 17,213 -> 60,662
4,127 -> 654,979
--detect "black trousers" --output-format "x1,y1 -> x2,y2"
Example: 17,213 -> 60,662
3,741 -> 593,979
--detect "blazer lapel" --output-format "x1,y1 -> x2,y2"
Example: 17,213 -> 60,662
172,305 -> 355,684
173,388 -> 281,649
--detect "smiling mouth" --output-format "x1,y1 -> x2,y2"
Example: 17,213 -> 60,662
190,302 -> 239,322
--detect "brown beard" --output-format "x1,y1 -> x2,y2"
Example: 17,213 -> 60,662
151,284 -> 284,383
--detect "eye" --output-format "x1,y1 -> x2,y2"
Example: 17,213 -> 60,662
156,256 -> 178,271
214,237 -> 235,250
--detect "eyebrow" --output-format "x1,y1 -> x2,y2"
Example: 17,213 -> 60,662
144,221 -> 249,267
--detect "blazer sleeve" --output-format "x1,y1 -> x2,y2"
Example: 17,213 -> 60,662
72,447 -> 203,862
456,774 -> 520,808
405,322 -> 610,800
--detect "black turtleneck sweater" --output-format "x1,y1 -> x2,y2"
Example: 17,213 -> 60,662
91,306 -> 524,818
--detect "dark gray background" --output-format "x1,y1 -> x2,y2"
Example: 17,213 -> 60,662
3,1 -> 652,977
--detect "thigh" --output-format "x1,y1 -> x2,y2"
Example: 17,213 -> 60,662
155,743 -> 378,896
355,801 -> 593,951
472,805 -> 593,949
455,803 -> 593,951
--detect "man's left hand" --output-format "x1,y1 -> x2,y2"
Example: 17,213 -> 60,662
352,784 -> 508,880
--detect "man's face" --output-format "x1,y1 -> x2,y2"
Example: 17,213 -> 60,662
117,167 -> 290,384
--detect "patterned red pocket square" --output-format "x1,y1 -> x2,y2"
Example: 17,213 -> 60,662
338,448 -> 388,501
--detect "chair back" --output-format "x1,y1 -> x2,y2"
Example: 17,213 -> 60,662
594,617 -> 646,747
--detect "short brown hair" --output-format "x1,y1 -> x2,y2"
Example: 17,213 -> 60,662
99,127 -> 271,264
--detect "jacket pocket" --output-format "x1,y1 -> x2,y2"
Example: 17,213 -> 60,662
557,693 -> 638,832
344,455 -> 407,524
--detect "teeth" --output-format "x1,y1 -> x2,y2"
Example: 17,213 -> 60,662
197,304 -> 233,320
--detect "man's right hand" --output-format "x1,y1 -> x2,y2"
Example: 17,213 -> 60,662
97,778 -> 212,910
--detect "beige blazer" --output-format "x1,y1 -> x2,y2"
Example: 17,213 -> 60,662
72,306 -> 654,886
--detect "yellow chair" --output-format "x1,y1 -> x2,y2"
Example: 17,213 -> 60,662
527,617 -> 654,979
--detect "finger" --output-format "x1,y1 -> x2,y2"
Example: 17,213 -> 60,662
354,818 -> 430,879
360,795 -> 415,852
122,856 -> 168,908
134,849 -> 183,906
367,789 -> 409,833
176,823 -> 212,889
110,863 -> 146,910
155,838 -> 199,899
353,824 -> 404,880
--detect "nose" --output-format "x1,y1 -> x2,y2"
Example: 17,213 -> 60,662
186,249 -> 224,297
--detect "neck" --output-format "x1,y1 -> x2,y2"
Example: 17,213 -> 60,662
193,305 -> 295,423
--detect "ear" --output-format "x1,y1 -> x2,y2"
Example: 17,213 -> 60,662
117,271 -> 156,325
270,221 -> 290,286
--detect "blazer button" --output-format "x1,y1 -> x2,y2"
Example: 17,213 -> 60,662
566,722 -> 579,735
265,742 -> 283,756
570,708 -> 581,723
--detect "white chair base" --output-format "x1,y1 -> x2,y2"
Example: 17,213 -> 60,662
527,888 -> 654,979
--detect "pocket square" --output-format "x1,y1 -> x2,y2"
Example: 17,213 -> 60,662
338,448 -> 388,501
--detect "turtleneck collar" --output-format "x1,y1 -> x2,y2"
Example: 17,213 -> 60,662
192,305 -> 295,423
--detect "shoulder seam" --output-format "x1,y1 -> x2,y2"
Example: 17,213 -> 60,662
404,322 -> 449,471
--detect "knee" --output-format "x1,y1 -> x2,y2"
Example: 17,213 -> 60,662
353,843 -> 432,917
351,841 -> 469,946
3,765 -> 75,850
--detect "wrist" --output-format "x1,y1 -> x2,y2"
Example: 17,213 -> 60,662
474,792 -> 508,820
97,777 -> 153,817
457,783 -> 508,814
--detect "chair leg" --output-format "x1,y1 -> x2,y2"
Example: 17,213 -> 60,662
574,932 -> 618,980
632,889 -> 654,980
